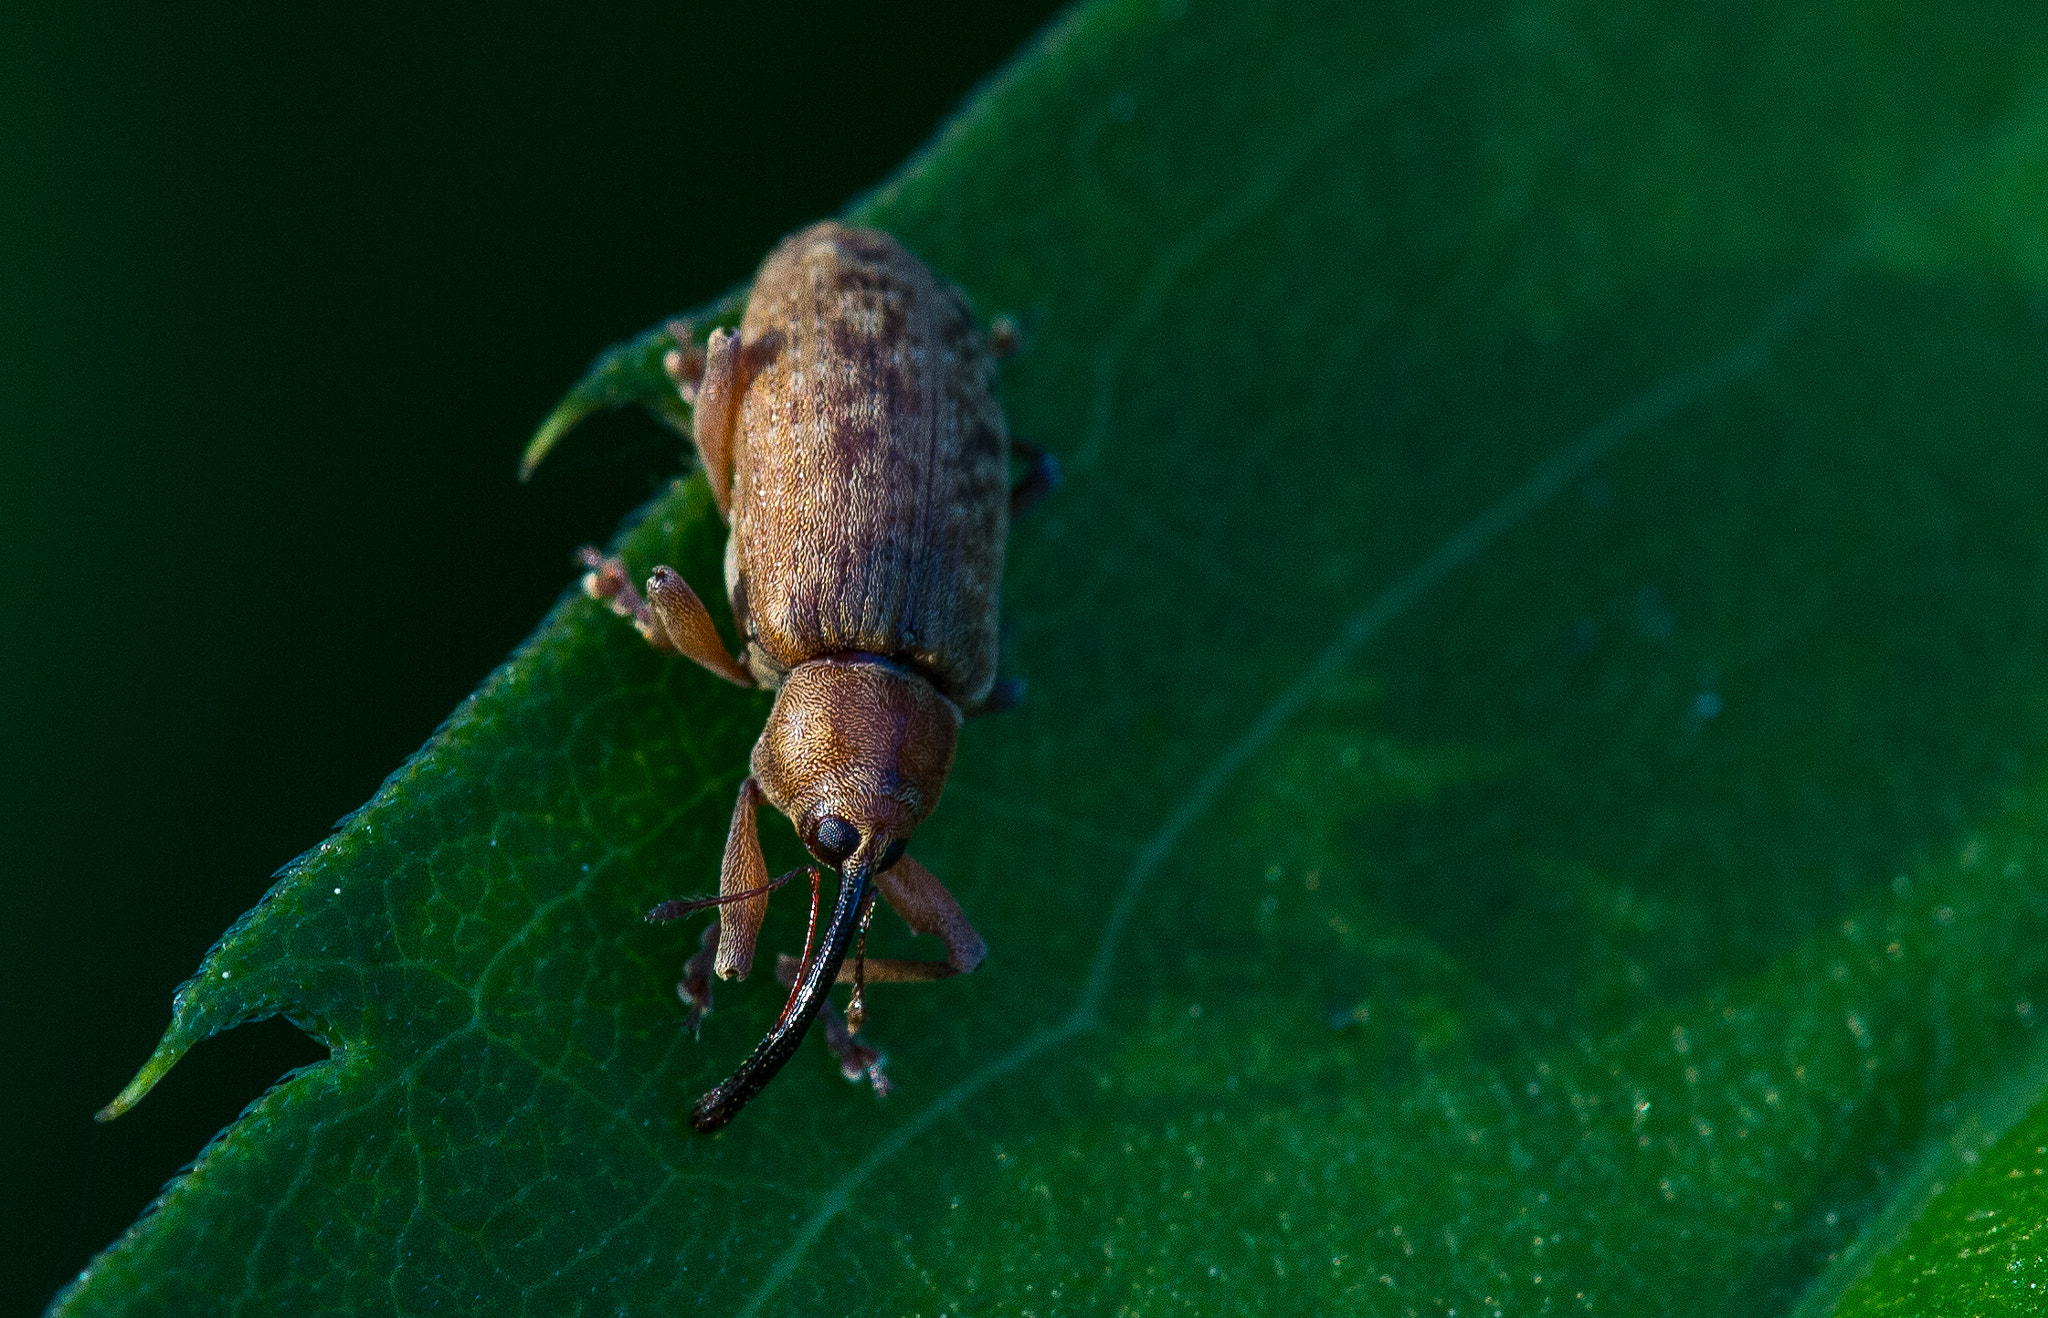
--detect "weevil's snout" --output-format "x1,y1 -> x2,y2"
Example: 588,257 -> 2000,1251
753,655 -> 962,872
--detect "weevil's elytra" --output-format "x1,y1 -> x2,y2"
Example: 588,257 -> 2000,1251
574,222 -> 1057,1131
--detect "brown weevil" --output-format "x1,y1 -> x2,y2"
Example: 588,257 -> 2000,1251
574,223 -> 1056,1131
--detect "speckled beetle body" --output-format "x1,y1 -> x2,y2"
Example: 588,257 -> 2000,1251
578,222 -> 1056,1132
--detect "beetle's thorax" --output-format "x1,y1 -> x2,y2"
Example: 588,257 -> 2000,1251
751,653 -> 962,848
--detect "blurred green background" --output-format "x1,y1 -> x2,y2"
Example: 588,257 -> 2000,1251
0,2 -> 1064,1310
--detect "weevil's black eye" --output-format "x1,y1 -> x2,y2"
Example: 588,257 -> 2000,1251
812,814 -> 858,865
878,839 -> 907,873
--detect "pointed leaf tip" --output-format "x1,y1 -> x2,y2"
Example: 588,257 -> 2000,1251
518,309 -> 736,481
518,398 -> 600,482
93,1034 -> 193,1122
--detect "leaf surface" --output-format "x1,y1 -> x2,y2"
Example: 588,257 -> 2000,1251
57,1 -> 2048,1313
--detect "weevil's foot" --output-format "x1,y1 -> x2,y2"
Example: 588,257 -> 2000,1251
676,981 -> 707,1034
988,315 -> 1023,359
677,921 -> 720,1036
662,319 -> 707,402
576,547 -> 667,648
853,1050 -> 894,1098
820,1000 -> 893,1096
577,547 -> 630,603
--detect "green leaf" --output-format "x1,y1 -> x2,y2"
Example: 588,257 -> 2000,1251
1810,1048 -> 2048,1316
514,293 -> 744,482
56,0 -> 2048,1313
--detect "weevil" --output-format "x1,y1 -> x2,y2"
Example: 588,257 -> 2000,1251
575,223 -> 1056,1131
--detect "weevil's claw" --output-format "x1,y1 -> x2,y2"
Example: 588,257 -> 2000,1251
817,996 -> 892,1095
577,545 -> 622,596
988,315 -> 1023,359
851,1043 -> 892,1096
576,548 -> 666,646
677,985 -> 707,1034
677,922 -> 720,1036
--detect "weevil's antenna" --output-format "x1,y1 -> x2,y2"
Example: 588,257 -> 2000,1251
644,866 -> 803,922
846,886 -> 879,1033
772,867 -> 827,1032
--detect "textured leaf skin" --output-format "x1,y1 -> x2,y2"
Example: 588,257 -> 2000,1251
64,481 -> 769,1312
53,0 -> 2048,1314
1826,1082 -> 2048,1315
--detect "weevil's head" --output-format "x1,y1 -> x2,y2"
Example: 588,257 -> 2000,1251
752,654 -> 962,878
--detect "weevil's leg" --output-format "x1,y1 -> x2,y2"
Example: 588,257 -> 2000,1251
661,319 -> 707,402
692,327 -> 741,517
774,950 -> 893,1096
881,853 -> 987,973
846,885 -> 879,1031
827,852 -> 989,986
965,677 -> 1025,719
677,921 -> 719,1035
713,777 -> 773,980
645,567 -> 755,687
576,551 -> 755,687
651,865 -> 804,1029
1009,437 -> 1060,517
688,328 -> 784,521
691,328 -> 741,519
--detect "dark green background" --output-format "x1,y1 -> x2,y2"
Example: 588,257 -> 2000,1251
0,3 -> 1063,1311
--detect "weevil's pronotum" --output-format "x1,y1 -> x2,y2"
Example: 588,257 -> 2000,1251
572,223 -> 1056,1131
